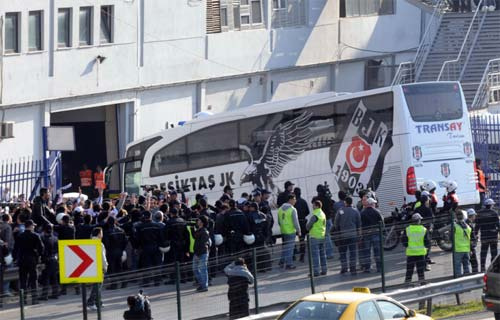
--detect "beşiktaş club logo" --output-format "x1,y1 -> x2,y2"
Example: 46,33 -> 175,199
412,146 -> 422,161
441,162 -> 451,178
330,100 -> 393,196
463,142 -> 472,157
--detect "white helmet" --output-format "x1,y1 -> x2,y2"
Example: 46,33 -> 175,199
56,213 -> 67,225
466,208 -> 477,217
446,181 -> 458,193
4,253 -> 13,266
214,234 -> 224,246
121,250 -> 127,263
243,234 -> 255,245
485,198 -> 495,206
421,180 -> 437,191
159,246 -> 171,253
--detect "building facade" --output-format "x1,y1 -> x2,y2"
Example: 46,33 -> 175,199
0,0 -> 429,190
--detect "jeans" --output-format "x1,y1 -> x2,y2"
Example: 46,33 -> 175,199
361,234 -> 381,271
325,219 -> 334,258
339,237 -> 358,272
193,253 -> 208,289
310,237 -> 327,275
87,283 -> 102,306
281,234 -> 296,267
454,252 -> 470,276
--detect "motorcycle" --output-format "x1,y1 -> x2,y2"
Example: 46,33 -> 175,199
383,205 -> 453,252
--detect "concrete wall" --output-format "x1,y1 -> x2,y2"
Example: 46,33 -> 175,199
0,0 -> 427,163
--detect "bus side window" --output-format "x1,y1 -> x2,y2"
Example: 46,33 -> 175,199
150,138 -> 188,176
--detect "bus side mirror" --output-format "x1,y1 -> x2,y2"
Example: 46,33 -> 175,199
104,166 -> 112,186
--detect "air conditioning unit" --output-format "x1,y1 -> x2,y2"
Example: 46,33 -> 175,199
0,122 -> 14,139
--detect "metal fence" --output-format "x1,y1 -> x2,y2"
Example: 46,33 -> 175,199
0,158 -> 44,203
471,115 -> 500,204
1,216 -> 495,320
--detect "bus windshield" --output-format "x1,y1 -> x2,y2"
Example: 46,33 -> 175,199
403,83 -> 463,122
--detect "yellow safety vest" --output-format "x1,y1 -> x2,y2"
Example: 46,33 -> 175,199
278,207 -> 296,235
454,223 -> 471,253
309,208 -> 326,239
187,225 -> 195,253
406,225 -> 427,256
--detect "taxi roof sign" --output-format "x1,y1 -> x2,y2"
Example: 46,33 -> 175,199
58,239 -> 103,284
352,287 -> 371,294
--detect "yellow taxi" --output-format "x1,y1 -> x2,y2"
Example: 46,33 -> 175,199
277,288 -> 433,320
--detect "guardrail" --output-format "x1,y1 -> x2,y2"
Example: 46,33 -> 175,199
471,58 -> 500,110
239,274 -> 485,320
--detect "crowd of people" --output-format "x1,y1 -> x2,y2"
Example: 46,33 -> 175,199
0,169 -> 499,318
435,0 -> 500,12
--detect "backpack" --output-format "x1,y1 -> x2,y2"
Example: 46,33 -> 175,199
132,291 -> 152,320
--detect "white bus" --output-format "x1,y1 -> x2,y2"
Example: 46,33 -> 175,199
108,81 -> 479,216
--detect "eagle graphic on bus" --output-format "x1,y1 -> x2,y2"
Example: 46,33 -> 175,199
239,112 -> 313,192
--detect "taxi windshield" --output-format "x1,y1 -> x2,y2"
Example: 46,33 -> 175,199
279,300 -> 347,320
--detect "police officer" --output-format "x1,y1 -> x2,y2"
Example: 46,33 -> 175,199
402,214 -> 430,285
14,219 -> 44,304
293,188 -> 309,263
306,200 -> 327,276
102,217 -> 128,289
278,194 -> 301,270
247,202 -> 270,271
421,180 -> 439,216
224,199 -> 251,257
466,208 -> 479,273
135,211 -> 164,286
164,208 -> 190,285
40,224 -> 59,300
259,190 -> 274,245
453,210 -> 473,276
415,194 -> 434,270
476,198 -> 499,272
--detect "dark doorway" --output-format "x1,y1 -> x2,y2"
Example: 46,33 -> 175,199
52,122 -> 107,193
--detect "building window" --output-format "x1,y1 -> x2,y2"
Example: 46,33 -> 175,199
28,11 -> 43,51
340,0 -> 394,17
220,7 -> 228,27
5,12 -> 20,54
58,8 -> 72,48
273,0 -> 287,9
100,5 -> 113,44
272,0 -> 306,28
207,0 -> 263,33
365,58 -> 394,90
79,7 -> 93,46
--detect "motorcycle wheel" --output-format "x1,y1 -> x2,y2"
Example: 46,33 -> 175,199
383,224 -> 399,251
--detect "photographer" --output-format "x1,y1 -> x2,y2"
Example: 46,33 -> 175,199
123,291 -> 152,320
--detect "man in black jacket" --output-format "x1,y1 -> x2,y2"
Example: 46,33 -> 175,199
164,208 -> 190,285
315,184 -> 335,259
193,216 -> 210,292
32,188 -> 55,230
294,188 -> 309,262
224,200 -> 250,257
277,181 -> 294,207
40,224 -> 59,300
14,219 -> 44,304
135,211 -> 164,286
103,217 -> 128,289
476,199 -> 500,272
